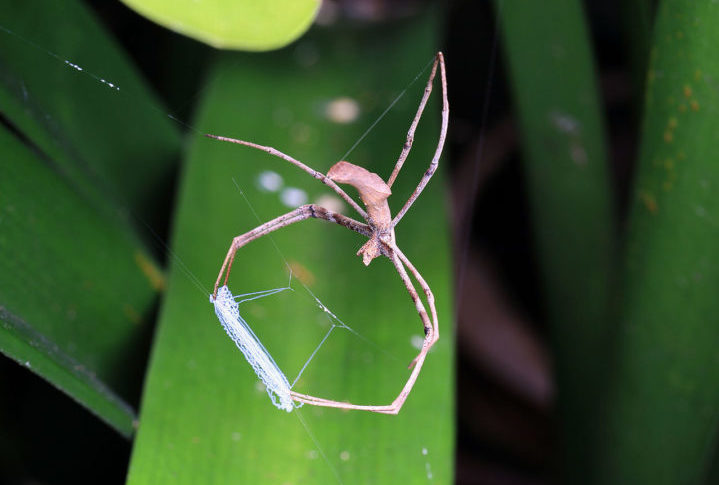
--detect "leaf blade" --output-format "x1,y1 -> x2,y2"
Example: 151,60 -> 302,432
0,125 -> 162,437
597,2 -> 719,482
127,11 -> 454,484
497,0 -> 614,478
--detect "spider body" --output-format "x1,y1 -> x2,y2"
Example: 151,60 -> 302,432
208,52 -> 448,414
327,160 -> 394,265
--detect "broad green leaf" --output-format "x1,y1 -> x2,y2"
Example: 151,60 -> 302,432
0,125 -> 162,437
596,1 -> 719,483
120,0 -> 320,51
0,0 -> 181,437
497,0 -> 614,480
128,11 -> 454,484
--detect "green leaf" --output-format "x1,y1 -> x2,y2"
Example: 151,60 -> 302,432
127,11 -> 454,484
0,0 -> 181,437
596,2 -> 719,482
496,0 -> 614,479
0,125 -> 161,438
120,0 -> 320,51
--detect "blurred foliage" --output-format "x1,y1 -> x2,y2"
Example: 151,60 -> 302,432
596,1 -> 719,483
3,0 -> 719,484
497,0 -> 719,483
497,1 -> 613,480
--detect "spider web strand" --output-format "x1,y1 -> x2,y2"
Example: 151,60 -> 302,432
339,55 -> 436,161
296,409 -> 345,485
291,325 -> 336,388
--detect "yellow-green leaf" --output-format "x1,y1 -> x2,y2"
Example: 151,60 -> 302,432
120,0 -> 320,51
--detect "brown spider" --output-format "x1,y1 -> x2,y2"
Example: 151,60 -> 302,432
208,52 -> 448,414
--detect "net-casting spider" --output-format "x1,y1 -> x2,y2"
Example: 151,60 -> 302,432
208,52 -> 448,414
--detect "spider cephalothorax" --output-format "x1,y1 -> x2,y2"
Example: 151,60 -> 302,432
327,160 -> 394,265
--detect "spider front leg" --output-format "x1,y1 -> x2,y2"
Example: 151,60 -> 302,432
205,135 -> 368,221
387,52 -> 444,188
213,204 -> 370,297
390,51 -> 449,227
289,247 -> 438,415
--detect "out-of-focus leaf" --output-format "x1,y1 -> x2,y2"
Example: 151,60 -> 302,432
596,2 -> 719,483
120,0 -> 320,51
127,11 -> 454,484
497,0 -> 614,480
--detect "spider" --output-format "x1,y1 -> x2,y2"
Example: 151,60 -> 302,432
208,52 -> 448,414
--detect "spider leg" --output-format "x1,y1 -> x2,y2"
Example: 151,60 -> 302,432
288,248 -> 437,415
290,340 -> 430,415
290,386 -> 425,415
386,52 -> 441,188
392,245 -> 439,348
205,134 -> 368,220
391,52 -> 449,227
386,247 -> 437,370
213,204 -> 370,297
